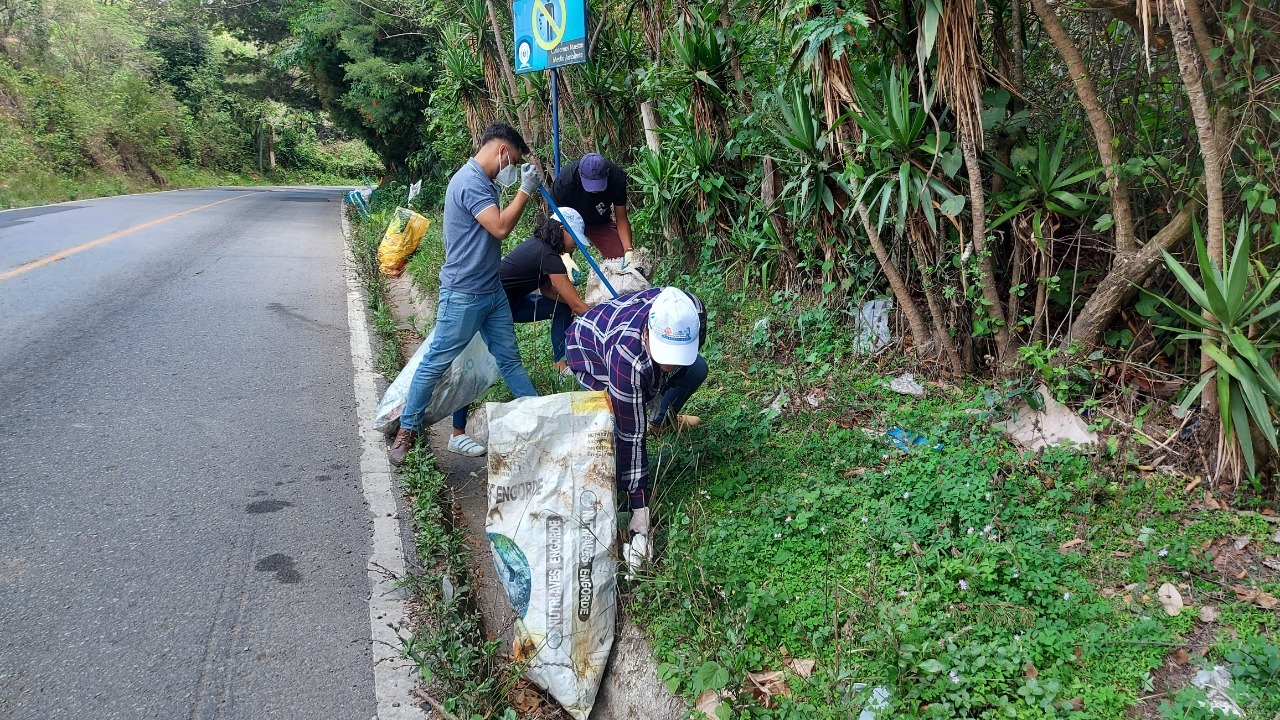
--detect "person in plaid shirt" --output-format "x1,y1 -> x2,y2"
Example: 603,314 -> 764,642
565,287 -> 708,566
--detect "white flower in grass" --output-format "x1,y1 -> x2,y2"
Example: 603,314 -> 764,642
959,579 -> 968,590
949,670 -> 961,684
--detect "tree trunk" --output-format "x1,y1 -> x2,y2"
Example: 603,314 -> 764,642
761,157 -> 798,288
1169,8 -> 1225,416
1009,0 -> 1027,91
1029,0 -> 1137,255
960,131 -> 1012,363
909,221 -> 967,375
856,202 -> 936,359
485,0 -> 520,101
640,101 -> 661,154
1182,0 -> 1221,84
1064,198 -> 1198,348
484,0 -> 532,135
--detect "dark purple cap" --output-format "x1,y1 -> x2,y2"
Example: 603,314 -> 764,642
579,153 -> 608,193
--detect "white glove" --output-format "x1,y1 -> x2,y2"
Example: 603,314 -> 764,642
519,163 -> 542,195
628,506 -> 651,535
623,534 -> 651,577
561,253 -> 586,285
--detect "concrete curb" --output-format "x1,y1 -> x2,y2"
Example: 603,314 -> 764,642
338,207 -> 430,719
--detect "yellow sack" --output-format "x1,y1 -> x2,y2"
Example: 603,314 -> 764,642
377,207 -> 430,277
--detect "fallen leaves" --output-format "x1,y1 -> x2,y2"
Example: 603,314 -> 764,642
1158,583 -> 1185,616
787,658 -> 816,678
1231,586 -> 1280,609
746,671 -> 790,707
1058,538 -> 1086,551
1199,605 -> 1221,623
698,658 -> 820,714
695,689 -> 731,717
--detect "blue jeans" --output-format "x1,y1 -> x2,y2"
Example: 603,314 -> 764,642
452,292 -> 572,431
651,355 -> 708,426
401,287 -> 537,433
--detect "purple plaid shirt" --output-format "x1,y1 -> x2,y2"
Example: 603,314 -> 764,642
565,288 -> 705,509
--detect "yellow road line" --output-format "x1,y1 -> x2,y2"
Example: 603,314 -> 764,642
0,191 -> 263,282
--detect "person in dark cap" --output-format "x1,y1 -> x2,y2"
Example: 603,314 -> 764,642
550,152 -> 634,266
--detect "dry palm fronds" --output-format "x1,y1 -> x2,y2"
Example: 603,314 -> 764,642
936,0 -> 984,150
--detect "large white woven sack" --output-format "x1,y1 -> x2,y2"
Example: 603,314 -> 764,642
485,391 -> 617,720
371,329 -> 499,433
585,247 -> 653,305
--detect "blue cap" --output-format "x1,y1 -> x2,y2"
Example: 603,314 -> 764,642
579,153 -> 608,193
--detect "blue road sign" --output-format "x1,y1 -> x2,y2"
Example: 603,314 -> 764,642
512,0 -> 587,74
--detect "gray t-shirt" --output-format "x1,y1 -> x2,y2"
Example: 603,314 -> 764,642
439,158 -> 502,294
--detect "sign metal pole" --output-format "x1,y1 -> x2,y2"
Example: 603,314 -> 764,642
550,67 -> 561,177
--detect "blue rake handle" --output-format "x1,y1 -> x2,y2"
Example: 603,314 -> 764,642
537,186 -> 618,299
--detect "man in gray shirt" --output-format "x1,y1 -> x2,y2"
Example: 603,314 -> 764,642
389,121 -> 543,466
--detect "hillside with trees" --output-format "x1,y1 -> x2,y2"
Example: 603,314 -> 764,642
0,0 -> 381,208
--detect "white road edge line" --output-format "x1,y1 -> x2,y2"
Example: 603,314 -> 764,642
340,208 -> 426,719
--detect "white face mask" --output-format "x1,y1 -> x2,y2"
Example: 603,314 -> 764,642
495,149 -> 519,188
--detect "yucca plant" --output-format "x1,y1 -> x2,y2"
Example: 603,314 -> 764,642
630,148 -> 689,245
849,64 -> 964,236
989,127 -> 1101,241
1147,218 -> 1280,482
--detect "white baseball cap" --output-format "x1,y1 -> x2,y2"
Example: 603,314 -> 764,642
555,206 -> 586,243
648,288 -> 700,366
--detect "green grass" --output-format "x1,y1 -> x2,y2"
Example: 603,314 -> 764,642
397,445 -> 524,719
378,201 -> 1280,719
627,265 -> 1280,720
348,206 -> 526,718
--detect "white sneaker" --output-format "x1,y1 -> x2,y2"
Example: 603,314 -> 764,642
447,434 -> 486,457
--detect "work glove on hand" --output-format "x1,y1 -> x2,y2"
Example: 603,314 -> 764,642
628,506 -> 651,536
621,249 -> 634,271
519,163 -> 542,196
623,507 -> 653,574
561,253 -> 587,286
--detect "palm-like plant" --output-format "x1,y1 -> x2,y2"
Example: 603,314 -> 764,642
773,81 -> 849,281
1147,218 -> 1280,482
438,25 -> 489,141
848,63 -> 967,373
670,6 -> 730,139
989,128 -> 1101,241
850,65 -> 964,237
989,128 -> 1101,340
630,149 -> 689,247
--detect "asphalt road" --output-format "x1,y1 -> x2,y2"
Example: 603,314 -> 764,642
0,188 -> 376,719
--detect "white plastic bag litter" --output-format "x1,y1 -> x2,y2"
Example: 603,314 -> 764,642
371,329 -> 499,433
485,392 -> 617,720
853,299 -> 894,352
585,247 -> 653,305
